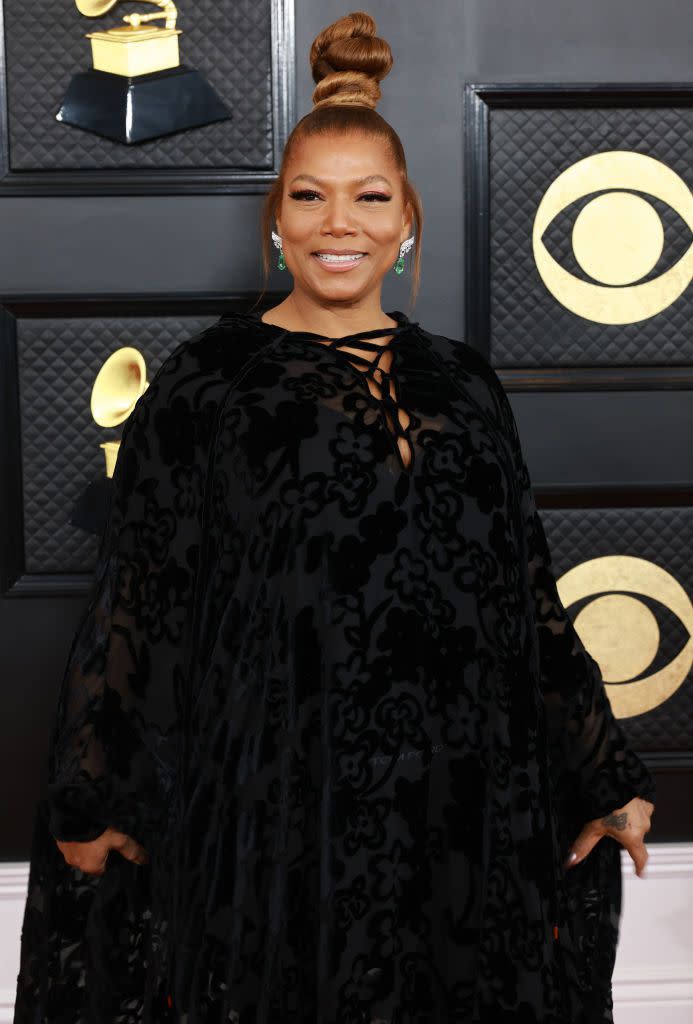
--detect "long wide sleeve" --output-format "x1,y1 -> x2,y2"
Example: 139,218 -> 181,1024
46,343 -> 214,845
437,335 -> 656,827
501,393 -> 657,824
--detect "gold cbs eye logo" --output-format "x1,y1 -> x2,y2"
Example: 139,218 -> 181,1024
533,151 -> 693,324
557,555 -> 693,717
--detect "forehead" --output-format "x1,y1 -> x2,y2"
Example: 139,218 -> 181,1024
285,133 -> 397,184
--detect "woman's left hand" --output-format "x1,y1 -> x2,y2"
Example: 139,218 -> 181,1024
564,796 -> 655,878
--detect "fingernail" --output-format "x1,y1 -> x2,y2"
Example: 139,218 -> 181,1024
564,852 -> 577,868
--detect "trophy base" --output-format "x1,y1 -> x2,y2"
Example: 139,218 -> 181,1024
56,65 -> 232,144
70,475 -> 113,536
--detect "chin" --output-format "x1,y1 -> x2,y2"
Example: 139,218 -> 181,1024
308,270 -> 379,294
314,286 -> 368,303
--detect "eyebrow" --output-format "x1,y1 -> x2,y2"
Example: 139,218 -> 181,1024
288,173 -> 392,188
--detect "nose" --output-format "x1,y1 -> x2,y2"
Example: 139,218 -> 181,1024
320,195 -> 358,236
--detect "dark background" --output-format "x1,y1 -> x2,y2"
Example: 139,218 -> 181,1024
2,0 -> 691,857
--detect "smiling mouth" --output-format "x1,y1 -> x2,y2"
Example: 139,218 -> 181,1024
312,252 -> 368,264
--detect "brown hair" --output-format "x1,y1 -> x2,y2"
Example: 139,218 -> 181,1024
255,11 -> 423,315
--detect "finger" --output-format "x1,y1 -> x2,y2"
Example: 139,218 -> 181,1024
116,836 -> 150,865
564,824 -> 603,869
629,842 -> 649,878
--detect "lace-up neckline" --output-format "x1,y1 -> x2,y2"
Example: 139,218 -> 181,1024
247,308 -> 417,348
244,308 -> 419,475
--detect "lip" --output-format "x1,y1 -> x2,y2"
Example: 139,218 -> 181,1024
311,252 -> 368,272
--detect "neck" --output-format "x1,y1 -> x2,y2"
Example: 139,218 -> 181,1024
267,292 -> 398,337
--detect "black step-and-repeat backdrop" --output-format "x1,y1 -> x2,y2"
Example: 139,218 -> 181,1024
464,83 -> 693,838
1,6 -> 690,858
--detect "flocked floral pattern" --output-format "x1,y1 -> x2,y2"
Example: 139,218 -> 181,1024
13,310 -> 656,1024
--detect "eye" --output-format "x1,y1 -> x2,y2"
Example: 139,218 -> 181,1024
287,190 -> 392,202
557,553 -> 693,717
532,150 -> 693,325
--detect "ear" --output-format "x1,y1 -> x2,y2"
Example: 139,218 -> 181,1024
402,198 -> 413,240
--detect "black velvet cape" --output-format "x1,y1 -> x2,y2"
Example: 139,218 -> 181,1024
14,309 -> 656,1024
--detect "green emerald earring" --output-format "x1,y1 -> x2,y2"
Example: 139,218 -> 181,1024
272,230 -> 287,271
394,235 -> 415,274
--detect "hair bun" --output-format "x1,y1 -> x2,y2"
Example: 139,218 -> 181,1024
309,11 -> 393,111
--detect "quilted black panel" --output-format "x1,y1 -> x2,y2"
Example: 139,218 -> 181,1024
4,0 -> 274,169
489,105 -> 693,366
19,315 -> 217,573
542,505 -> 693,752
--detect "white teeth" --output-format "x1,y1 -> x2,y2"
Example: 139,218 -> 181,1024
315,253 -> 366,262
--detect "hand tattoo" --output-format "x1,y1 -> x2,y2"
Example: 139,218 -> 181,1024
602,811 -> 628,831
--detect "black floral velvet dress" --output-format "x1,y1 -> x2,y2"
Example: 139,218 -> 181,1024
14,309 -> 656,1024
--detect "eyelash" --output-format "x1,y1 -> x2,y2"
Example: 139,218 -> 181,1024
288,190 -> 391,203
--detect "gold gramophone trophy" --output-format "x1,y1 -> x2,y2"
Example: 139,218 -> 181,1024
70,346 -> 150,535
56,0 -> 232,144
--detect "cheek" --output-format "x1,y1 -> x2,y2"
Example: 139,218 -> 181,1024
374,225 -> 404,255
370,241 -> 398,267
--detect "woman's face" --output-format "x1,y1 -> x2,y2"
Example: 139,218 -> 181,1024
275,132 -> 413,305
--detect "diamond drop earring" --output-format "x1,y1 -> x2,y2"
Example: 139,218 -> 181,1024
394,235 -> 415,275
271,229 -> 286,271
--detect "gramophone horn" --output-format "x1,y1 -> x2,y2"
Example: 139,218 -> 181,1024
91,346 -> 149,428
75,0 -> 119,15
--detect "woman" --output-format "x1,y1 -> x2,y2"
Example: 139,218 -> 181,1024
14,11 -> 655,1024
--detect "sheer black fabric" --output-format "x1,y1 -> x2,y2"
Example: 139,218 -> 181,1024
14,310 -> 656,1024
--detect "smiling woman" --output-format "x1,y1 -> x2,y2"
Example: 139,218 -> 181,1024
13,9 -> 655,1024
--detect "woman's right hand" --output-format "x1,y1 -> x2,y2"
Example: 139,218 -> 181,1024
55,826 -> 149,875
